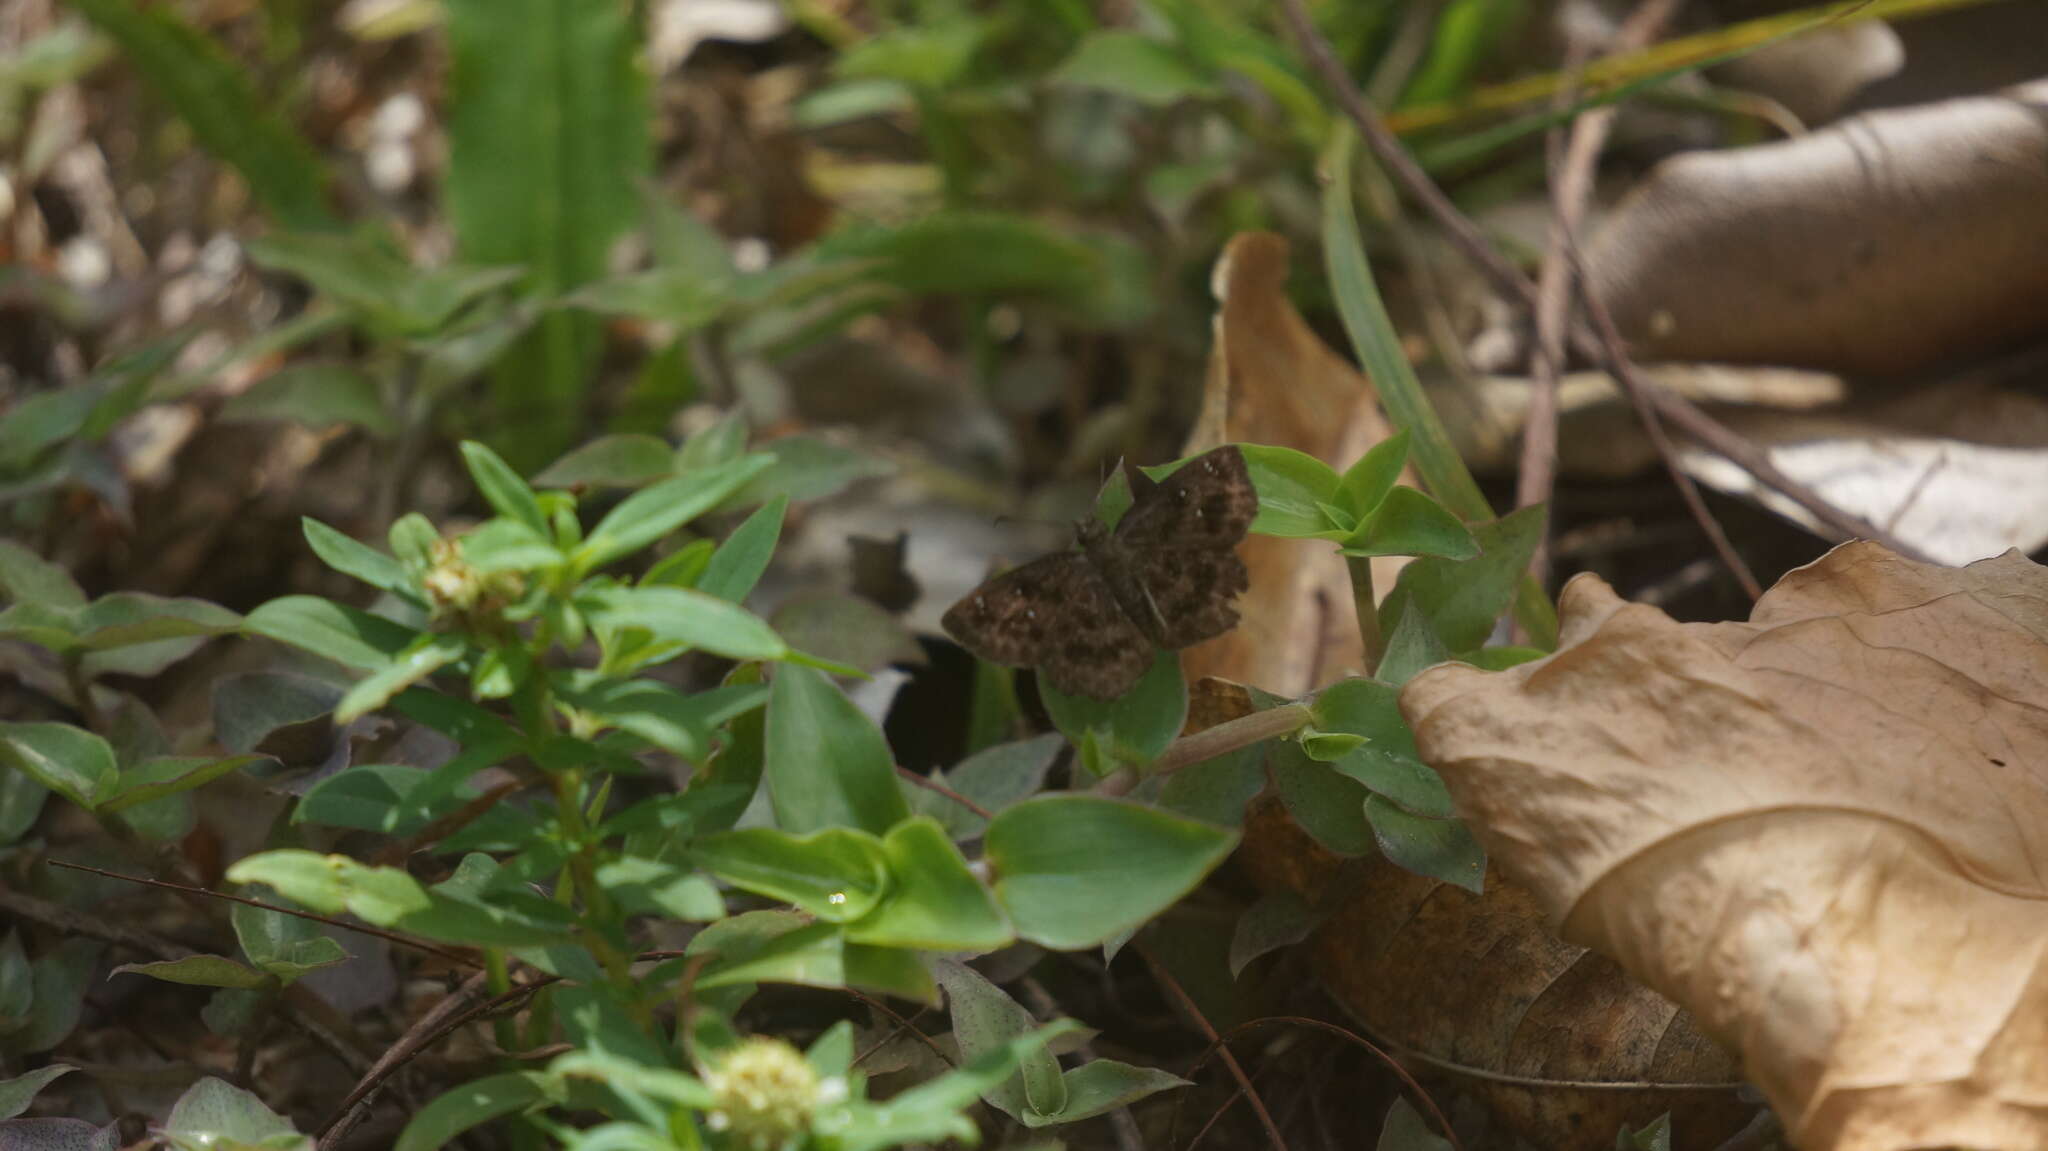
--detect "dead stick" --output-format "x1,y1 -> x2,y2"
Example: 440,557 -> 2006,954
1274,0 -> 1937,565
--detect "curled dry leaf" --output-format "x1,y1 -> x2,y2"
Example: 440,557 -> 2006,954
1400,541 -> 2048,1151
1588,80 -> 2048,376
1179,231 -> 1391,695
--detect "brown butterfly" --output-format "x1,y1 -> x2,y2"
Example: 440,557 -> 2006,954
942,445 -> 1257,700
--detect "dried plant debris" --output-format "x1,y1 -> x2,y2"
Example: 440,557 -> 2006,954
1402,541 -> 2048,1151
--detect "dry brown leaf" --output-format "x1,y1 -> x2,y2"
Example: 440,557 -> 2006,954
1588,80 -> 2048,376
1401,541 -> 2048,1151
1179,231 -> 1393,695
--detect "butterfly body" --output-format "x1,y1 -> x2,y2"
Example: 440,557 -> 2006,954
942,446 -> 1256,700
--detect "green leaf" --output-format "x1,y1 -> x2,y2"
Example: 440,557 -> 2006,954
564,679 -> 766,761
1343,487 -> 1479,561
1378,1097 -> 1454,1151
102,755 -> 260,814
232,890 -> 349,982
1025,1059 -> 1189,1126
592,857 -> 724,921
986,796 -> 1238,950
930,959 -> 1066,1120
335,632 -> 469,723
1270,737 -> 1373,855
0,930 -> 30,1028
444,0 -> 649,463
563,267 -> 731,329
721,436 -> 894,510
0,1065 -> 74,1120
0,768 -> 48,845
1457,645 -> 1546,671
396,864 -> 578,947
770,593 -> 922,676
0,540 -> 85,609
1322,127 -> 1557,649
764,665 -> 910,836
1617,1112 -> 1673,1151
1228,890 -> 1321,977
1376,598 -> 1452,687
835,20 -> 981,88
691,827 -> 893,923
578,455 -> 774,571
0,723 -> 116,809
301,519 -> 416,601
71,593 -> 242,652
1336,430 -> 1411,519
641,538 -> 715,590
225,850 -> 432,924
792,77 -> 914,129
219,363 -> 393,434
578,584 -> 788,664
1378,504 -> 1545,655
697,496 -> 786,603
457,518 -> 562,574
690,912 -> 936,1003
548,1050 -> 714,1110
1310,679 -> 1454,817
112,955 -> 270,990
162,1077 -> 312,1151
906,733 -> 1061,839
1050,31 -> 1218,106
244,596 -> 424,672
1366,795 -> 1485,894
1041,650 -> 1186,773
3,938 -> 100,1054
847,817 -> 1011,951
460,441 -> 547,537
65,0 -> 333,231
394,1072 -> 556,1151
1239,444 -> 1342,538
531,434 -> 674,489
835,1022 -> 1080,1151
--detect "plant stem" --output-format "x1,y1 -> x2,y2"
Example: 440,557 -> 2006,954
1096,704 -> 1314,796
483,948 -> 519,1055
1345,555 -> 1385,676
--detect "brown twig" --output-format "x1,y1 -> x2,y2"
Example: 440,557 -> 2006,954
1136,943 -> 1289,1151
1274,0 -> 1938,565
0,885 -> 371,1078
894,765 -> 993,821
48,858 -> 480,970
1568,244 -> 1764,599
373,778 -> 530,866
1096,704 -> 1314,798
1528,0 -> 1761,602
317,969 -> 542,1144
1184,1016 -> 1463,1151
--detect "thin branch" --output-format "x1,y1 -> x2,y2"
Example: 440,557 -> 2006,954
894,765 -> 993,820
1567,244 -> 1764,599
1184,1016 -> 1463,1151
318,969 -> 513,1144
1136,943 -> 1289,1151
1275,0 -> 1939,565
1096,704 -> 1314,798
48,858 -> 480,970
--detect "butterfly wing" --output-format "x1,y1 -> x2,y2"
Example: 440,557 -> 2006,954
942,553 -> 1154,700
1112,445 -> 1258,553
1109,445 -> 1257,650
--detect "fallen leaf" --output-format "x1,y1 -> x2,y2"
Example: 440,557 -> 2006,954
1180,232 -> 1395,695
1588,80 -> 2048,376
1401,541 -> 2048,1151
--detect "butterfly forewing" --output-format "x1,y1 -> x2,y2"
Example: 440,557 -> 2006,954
941,553 -> 1154,699
1112,445 -> 1258,553
942,444 -> 1256,700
